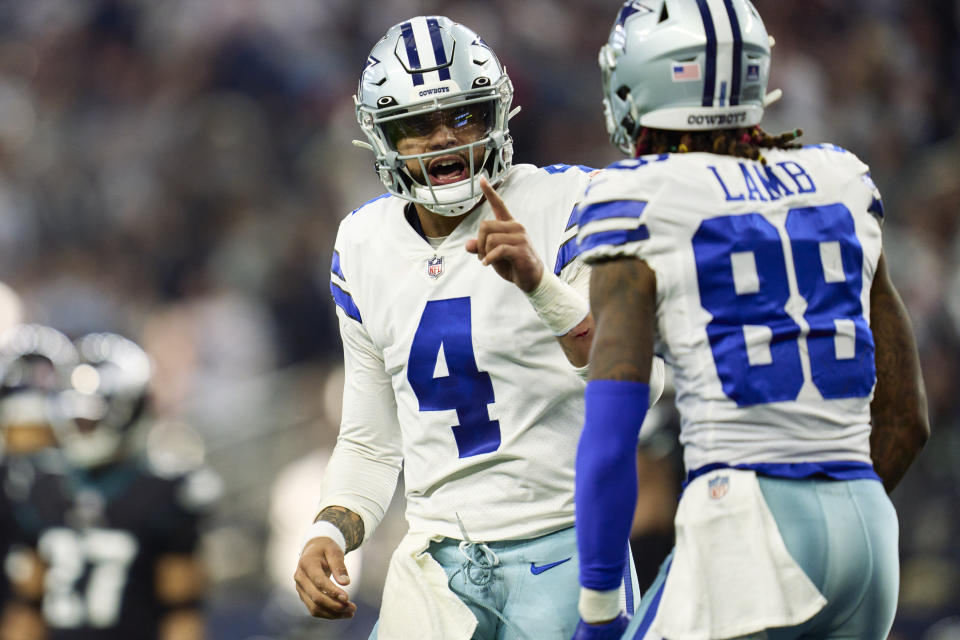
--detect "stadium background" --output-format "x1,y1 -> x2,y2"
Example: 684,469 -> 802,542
0,0 -> 957,638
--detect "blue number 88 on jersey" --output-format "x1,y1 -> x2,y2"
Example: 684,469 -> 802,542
693,203 -> 875,407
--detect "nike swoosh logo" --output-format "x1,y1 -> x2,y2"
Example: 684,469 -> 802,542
529,557 -> 572,575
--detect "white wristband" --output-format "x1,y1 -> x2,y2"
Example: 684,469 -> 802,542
525,270 -> 590,336
299,520 -> 347,556
578,586 -> 623,623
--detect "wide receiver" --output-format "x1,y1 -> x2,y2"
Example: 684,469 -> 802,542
571,1 -> 928,639
294,15 -> 663,640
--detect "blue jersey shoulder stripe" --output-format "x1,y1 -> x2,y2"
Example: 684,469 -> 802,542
350,193 -> 391,216
553,236 -> 580,276
578,200 -> 648,226
801,143 -> 850,154
606,154 -> 669,171
331,250 -> 345,280
580,227 -> 650,253
543,164 -> 596,175
861,172 -> 884,219
564,204 -> 581,231
330,282 -> 362,323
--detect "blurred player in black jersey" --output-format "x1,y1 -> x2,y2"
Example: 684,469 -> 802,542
0,324 -> 79,640
1,331 -> 219,640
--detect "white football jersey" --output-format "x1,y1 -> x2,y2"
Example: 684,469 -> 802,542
325,163 -> 597,542
577,146 -> 884,475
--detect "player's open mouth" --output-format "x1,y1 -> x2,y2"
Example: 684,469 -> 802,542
427,155 -> 469,185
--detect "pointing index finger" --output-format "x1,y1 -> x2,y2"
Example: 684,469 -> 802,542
480,176 -> 513,222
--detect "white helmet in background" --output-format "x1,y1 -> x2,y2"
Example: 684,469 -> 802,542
0,324 -> 77,454
51,333 -> 152,469
600,0 -> 773,154
355,16 -> 515,216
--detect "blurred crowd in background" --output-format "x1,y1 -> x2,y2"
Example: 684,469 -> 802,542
0,0 -> 957,638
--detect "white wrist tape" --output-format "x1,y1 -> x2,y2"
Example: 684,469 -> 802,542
525,271 -> 590,336
578,586 -> 623,623
299,520 -> 347,556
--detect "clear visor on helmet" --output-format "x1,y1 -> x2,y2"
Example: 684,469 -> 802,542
380,100 -> 494,151
357,78 -> 513,216
377,99 -> 497,197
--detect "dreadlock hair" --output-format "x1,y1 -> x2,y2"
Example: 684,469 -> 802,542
633,125 -> 803,164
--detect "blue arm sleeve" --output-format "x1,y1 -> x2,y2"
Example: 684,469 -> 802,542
575,379 -> 649,591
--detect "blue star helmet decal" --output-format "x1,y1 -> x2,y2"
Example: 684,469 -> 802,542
472,36 -> 493,52
616,1 -> 654,28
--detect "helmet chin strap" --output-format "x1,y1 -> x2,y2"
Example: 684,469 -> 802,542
414,169 -> 490,217
406,139 -> 503,216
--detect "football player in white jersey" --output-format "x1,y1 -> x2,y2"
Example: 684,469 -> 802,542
294,15 -> 664,640
572,1 -> 929,639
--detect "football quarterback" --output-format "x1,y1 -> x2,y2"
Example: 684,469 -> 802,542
295,15 -> 665,640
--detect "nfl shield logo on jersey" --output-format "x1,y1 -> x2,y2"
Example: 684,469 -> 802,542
708,475 -> 730,500
426,255 -> 444,279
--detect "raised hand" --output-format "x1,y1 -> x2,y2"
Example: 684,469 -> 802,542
465,176 -> 545,292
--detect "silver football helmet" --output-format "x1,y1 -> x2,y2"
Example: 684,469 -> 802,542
355,16 -> 516,216
51,333 -> 152,469
0,324 -> 78,451
600,0 -> 774,154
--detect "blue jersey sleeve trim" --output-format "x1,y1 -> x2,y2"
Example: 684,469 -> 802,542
579,227 -> 650,253
331,250 -> 345,280
578,200 -> 648,226
350,193 -> 391,216
565,204 -> 582,231
543,163 -> 596,175
607,154 -> 670,171
801,143 -> 851,155
684,460 -> 880,488
330,282 -> 362,323
553,236 -> 581,276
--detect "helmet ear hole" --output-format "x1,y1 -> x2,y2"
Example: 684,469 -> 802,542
658,3 -> 669,23
616,85 -> 631,100
377,96 -> 398,107
472,77 -> 491,88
